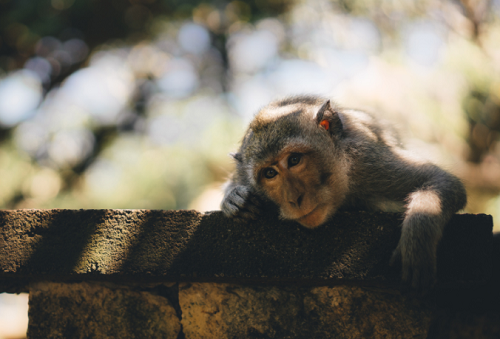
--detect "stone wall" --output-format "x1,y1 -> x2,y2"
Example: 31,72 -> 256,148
1,209 -> 499,338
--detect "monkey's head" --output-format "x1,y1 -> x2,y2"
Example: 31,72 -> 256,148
233,96 -> 350,228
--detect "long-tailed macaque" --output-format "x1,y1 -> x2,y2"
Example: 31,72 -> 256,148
221,96 -> 467,291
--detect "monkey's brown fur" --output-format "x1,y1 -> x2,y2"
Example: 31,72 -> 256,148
221,95 -> 467,291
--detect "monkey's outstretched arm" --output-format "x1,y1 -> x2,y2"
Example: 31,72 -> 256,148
370,151 -> 467,292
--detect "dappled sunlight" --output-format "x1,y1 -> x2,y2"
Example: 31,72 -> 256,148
0,2 -> 499,337
73,210 -> 149,274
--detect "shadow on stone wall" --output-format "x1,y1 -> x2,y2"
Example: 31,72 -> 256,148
0,209 -> 498,338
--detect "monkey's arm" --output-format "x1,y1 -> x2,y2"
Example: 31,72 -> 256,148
363,150 -> 467,292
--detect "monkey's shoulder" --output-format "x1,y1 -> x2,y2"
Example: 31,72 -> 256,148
341,109 -> 402,148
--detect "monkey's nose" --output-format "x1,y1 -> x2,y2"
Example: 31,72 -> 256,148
290,194 -> 304,208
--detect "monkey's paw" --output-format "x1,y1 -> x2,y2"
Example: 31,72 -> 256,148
221,185 -> 262,222
390,242 -> 437,295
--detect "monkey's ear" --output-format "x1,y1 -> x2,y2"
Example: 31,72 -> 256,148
230,152 -> 243,163
316,100 -> 343,136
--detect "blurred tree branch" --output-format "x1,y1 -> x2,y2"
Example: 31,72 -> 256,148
458,0 -> 491,39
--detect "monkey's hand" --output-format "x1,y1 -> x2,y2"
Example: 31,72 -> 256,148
390,215 -> 441,294
221,185 -> 262,222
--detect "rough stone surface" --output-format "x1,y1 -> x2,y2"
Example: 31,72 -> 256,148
0,209 -> 496,338
304,286 -> 432,338
179,282 -> 432,339
0,209 -> 493,292
28,282 -> 180,339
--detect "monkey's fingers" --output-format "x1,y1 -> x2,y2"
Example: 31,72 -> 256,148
233,215 -> 251,224
391,247 -> 424,294
395,255 -> 436,295
221,186 -> 252,217
221,200 -> 242,218
234,201 -> 262,220
222,201 -> 261,223
401,260 -> 412,283
397,263 -> 418,296
245,199 -> 262,215
410,264 -> 436,294
230,188 -> 249,208
236,210 -> 259,221
389,247 -> 402,267
247,194 -> 262,207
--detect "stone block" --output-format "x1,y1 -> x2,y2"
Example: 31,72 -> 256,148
28,282 -> 180,339
0,210 -> 493,291
179,282 -> 432,339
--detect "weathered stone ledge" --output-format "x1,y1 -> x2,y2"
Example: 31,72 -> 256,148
1,209 -> 499,338
0,209 -> 494,292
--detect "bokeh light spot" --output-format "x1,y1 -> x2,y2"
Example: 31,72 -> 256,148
178,23 -> 211,55
0,70 -> 42,127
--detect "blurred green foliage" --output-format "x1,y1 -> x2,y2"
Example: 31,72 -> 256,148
0,0 -> 499,230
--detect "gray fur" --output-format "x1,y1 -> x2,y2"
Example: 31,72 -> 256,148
221,95 -> 467,292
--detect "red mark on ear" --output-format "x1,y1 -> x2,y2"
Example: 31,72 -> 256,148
320,119 -> 330,130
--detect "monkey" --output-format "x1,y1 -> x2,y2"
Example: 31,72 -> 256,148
220,95 -> 467,292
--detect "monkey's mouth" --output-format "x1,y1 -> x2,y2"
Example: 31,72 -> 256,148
295,204 -> 328,229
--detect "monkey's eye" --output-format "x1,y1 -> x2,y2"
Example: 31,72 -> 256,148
263,168 -> 278,179
288,154 -> 302,167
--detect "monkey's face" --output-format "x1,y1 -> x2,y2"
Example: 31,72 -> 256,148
238,98 -> 350,228
256,145 -> 344,228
